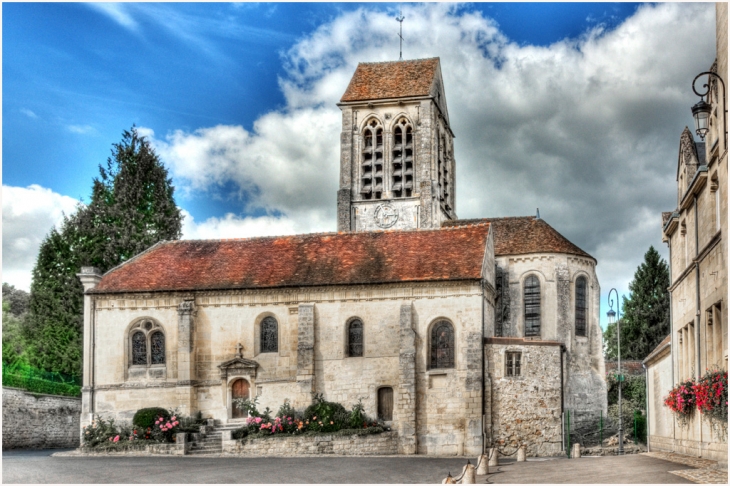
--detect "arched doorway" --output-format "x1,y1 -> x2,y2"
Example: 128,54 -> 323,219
231,379 -> 250,419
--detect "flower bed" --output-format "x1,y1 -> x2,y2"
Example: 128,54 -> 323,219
230,394 -> 389,440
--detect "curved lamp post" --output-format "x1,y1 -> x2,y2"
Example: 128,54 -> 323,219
607,288 -> 623,455
691,71 -> 727,145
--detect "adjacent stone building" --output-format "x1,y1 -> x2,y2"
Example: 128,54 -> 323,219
647,2 -> 728,464
79,57 -> 606,456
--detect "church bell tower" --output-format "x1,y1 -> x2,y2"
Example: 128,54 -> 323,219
336,57 -> 457,232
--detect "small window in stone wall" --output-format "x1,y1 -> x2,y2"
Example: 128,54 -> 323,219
524,275 -> 541,337
575,277 -> 587,337
430,320 -> 455,369
506,351 -> 521,377
261,316 -> 278,353
348,319 -> 363,357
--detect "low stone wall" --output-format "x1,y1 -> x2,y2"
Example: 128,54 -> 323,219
79,443 -> 181,455
223,431 -> 398,455
2,387 -> 81,450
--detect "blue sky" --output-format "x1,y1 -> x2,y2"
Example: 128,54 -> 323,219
2,3 -> 717,330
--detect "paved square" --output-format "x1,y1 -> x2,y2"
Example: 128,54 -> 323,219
1,449 -> 704,483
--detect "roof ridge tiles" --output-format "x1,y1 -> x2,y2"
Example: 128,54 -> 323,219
358,57 -> 439,65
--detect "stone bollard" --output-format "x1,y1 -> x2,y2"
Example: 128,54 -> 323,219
442,472 -> 456,484
175,433 -> 189,455
460,462 -> 476,484
476,454 -> 489,475
488,448 -> 499,467
517,445 -> 526,462
571,443 -> 581,459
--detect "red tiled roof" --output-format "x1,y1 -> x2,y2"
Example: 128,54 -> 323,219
605,360 -> 645,376
92,224 -> 491,294
340,58 -> 440,102
443,216 -> 593,260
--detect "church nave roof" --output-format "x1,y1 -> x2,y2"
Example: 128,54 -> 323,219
91,224 -> 491,294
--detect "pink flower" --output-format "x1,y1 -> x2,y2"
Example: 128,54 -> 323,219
166,422 -> 171,428
171,416 -> 176,421
160,425 -> 164,429
113,435 -> 119,443
255,417 -> 262,424
173,421 -> 179,426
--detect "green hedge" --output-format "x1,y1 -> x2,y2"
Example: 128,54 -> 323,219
2,371 -> 81,397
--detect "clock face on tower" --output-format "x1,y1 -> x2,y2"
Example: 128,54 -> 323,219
374,204 -> 399,228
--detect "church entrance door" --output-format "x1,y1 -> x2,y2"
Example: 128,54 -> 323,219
231,379 -> 250,419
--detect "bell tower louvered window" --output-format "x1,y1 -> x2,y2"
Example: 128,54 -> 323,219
575,277 -> 587,337
392,118 -> 414,198
430,320 -> 455,369
361,120 -> 384,200
437,135 -> 451,212
524,276 -> 541,337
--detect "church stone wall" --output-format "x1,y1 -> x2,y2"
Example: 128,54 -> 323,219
493,252 -> 606,419
485,342 -> 563,457
86,280 -> 487,456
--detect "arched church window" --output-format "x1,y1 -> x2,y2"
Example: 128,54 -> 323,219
151,331 -> 166,364
132,331 -> 147,365
430,320 -> 455,369
575,277 -> 587,337
392,118 -> 414,198
361,119 -> 384,200
347,319 -> 363,357
524,276 -> 541,337
261,316 -> 278,353
128,319 -> 165,367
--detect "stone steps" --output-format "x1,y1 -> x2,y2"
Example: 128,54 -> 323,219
186,422 -> 244,455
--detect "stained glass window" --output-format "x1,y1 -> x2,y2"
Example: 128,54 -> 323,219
348,319 -> 363,357
524,276 -> 541,337
132,331 -> 147,365
575,277 -> 587,337
151,331 -> 165,364
430,321 -> 454,369
261,317 -> 278,353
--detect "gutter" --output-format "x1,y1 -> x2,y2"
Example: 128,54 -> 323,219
643,362 -> 649,452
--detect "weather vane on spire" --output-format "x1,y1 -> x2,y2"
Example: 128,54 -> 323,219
396,10 -> 405,61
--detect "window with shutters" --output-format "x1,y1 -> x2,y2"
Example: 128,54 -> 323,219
506,352 -> 522,377
361,119 -> 384,200
430,320 -> 455,369
575,277 -> 587,337
128,319 -> 166,368
392,118 -> 414,198
347,318 -> 363,357
378,387 -> 393,421
261,316 -> 278,353
524,275 -> 541,337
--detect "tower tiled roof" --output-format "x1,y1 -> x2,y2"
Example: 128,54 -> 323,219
442,216 -> 593,260
340,58 -> 440,102
91,224 -> 491,294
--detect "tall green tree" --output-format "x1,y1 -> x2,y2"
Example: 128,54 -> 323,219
604,246 -> 670,361
26,127 -> 182,376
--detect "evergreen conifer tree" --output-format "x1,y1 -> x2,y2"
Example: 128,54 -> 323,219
26,127 -> 182,376
604,246 -> 670,361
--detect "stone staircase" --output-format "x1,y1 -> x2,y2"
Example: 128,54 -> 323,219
187,422 -> 242,456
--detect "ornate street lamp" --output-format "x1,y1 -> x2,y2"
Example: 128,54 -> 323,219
607,288 -> 624,455
692,71 -> 727,144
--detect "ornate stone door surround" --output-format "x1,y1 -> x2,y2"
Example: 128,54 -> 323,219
218,352 -> 259,422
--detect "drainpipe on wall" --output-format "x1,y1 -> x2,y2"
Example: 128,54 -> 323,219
666,239 -> 675,443
694,195 -> 703,456
560,344 -> 565,416
643,362 -> 649,452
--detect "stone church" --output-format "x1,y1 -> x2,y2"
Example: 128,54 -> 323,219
78,57 -> 606,456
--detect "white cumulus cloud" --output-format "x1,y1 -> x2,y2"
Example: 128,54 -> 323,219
2,185 -> 81,291
145,3 -> 714,300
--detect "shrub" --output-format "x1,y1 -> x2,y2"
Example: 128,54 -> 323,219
233,397 -> 260,417
150,413 -> 181,443
82,416 -> 121,447
304,393 -> 347,433
348,398 -> 367,429
133,407 -> 170,430
232,427 -> 249,440
276,399 -> 299,420
694,370 -> 728,422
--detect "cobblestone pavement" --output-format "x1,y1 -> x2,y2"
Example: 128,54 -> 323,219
643,452 -> 728,484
